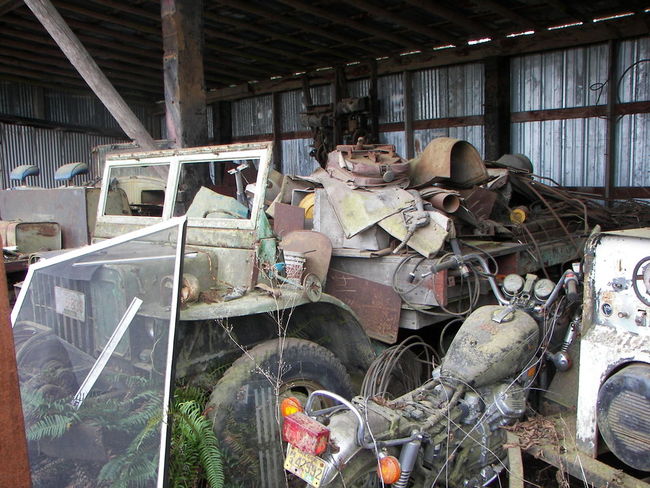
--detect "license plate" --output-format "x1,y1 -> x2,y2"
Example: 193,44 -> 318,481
284,443 -> 327,487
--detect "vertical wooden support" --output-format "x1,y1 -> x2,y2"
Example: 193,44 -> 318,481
403,70 -> 414,159
162,0 -> 207,148
369,60 -> 379,144
332,67 -> 347,146
604,40 -> 619,203
0,237 -> 31,488
211,101 -> 232,144
272,91 -> 283,171
23,0 -> 155,149
484,56 -> 511,161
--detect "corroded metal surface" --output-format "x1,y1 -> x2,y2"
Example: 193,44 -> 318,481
325,268 -> 401,343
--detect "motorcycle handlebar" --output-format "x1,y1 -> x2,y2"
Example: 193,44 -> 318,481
430,253 -> 509,306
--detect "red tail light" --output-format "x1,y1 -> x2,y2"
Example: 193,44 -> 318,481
282,411 -> 330,455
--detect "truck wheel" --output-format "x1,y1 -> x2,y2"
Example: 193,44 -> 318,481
207,338 -> 353,487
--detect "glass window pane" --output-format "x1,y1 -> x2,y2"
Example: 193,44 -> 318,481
12,219 -> 184,487
105,164 -> 170,217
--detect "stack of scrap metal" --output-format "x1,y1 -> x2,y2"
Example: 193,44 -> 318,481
271,137 -> 650,258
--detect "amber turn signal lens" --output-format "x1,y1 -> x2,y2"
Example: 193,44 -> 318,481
280,396 -> 303,417
377,455 -> 401,484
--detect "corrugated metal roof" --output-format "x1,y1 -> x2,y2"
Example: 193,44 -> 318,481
0,122 -> 125,189
511,118 -> 606,186
511,43 -> 609,111
413,63 -> 484,119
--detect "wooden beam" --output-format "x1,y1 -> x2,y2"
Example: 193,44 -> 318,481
0,0 -> 22,17
211,101 -> 232,144
341,0 -> 455,45
483,56 -> 510,160
605,39 -> 618,202
275,0 -> 415,49
205,30 -> 321,66
162,0 -> 207,148
471,0 -> 539,30
56,1 -> 159,36
403,70 -> 414,159
510,101 -> 650,123
215,0 -> 384,56
207,17 -> 648,102
0,238 -> 31,488
272,92 -> 282,171
402,0 -> 497,37
205,41 -> 306,72
23,0 -> 155,149
204,12 -> 351,61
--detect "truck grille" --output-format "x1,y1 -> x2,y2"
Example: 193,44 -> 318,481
30,273 -> 95,356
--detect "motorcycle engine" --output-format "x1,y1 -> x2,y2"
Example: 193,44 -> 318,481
420,379 -> 528,487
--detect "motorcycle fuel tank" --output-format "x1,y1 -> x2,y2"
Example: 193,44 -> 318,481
441,305 -> 539,388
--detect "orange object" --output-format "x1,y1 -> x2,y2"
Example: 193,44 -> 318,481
280,396 -> 303,417
377,455 -> 401,484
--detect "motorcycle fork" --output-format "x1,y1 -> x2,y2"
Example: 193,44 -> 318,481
393,436 -> 422,488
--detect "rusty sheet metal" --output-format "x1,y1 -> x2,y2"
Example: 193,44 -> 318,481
0,236 -> 31,487
273,202 -> 305,238
0,221 -> 61,253
409,137 -> 488,188
0,188 -> 91,248
307,169 -> 412,237
459,187 -> 497,221
325,268 -> 401,343
378,210 -> 449,257
281,230 -> 331,284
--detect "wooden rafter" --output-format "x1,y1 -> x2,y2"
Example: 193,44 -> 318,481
401,0 -> 497,37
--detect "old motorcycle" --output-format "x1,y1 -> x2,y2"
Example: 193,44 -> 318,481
281,251 -> 581,487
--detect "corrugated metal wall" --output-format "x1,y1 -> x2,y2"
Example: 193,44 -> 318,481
0,81 -> 157,189
511,38 -> 649,187
616,37 -> 649,187
414,63 -> 484,119
232,94 -> 273,137
0,123 -> 125,188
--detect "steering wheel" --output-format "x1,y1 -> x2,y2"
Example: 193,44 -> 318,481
632,256 -> 650,307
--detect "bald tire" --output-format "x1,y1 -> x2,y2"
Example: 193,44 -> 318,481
207,338 -> 353,488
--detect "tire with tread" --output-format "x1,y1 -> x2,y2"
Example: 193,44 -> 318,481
207,338 -> 354,487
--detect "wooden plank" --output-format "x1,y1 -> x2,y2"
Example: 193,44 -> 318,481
161,0 -> 207,148
0,236 -> 31,488
511,101 -> 649,123
403,70 -> 414,159
272,92 -> 283,171
206,17 -> 648,102
484,56 -> 511,160
23,0 -> 156,148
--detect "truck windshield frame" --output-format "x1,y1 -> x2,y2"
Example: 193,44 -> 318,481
97,143 -> 273,231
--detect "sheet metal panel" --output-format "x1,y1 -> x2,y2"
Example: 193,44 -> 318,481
280,138 -> 320,176
0,81 -> 37,118
511,118 -> 606,187
378,73 -> 404,123
280,89 -> 303,133
232,94 -> 273,137
511,44 -> 609,112
413,63 -> 484,119
414,126 -> 485,158
615,113 -> 650,187
0,122 -> 124,189
617,37 -> 650,104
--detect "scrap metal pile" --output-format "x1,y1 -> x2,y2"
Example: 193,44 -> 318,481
273,137 -> 650,259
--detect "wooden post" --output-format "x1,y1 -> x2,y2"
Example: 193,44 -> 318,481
272,92 -> 283,171
211,101 -> 232,144
369,60 -> 379,144
0,236 -> 31,488
403,70 -> 414,159
23,0 -> 156,149
604,40 -> 618,203
161,0 -> 207,148
484,56 -> 511,161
